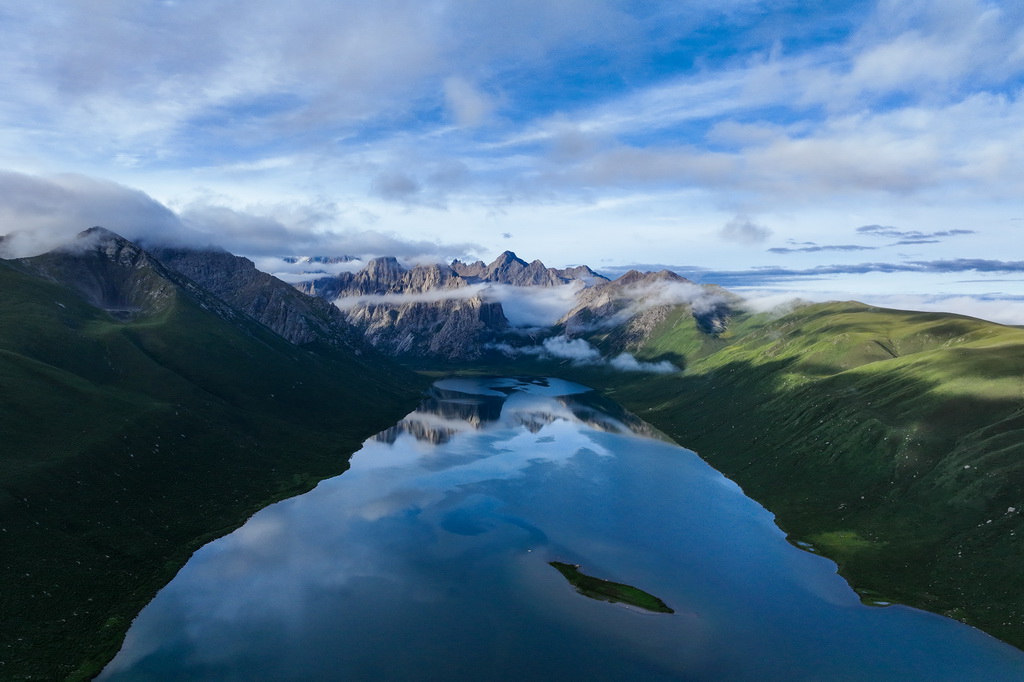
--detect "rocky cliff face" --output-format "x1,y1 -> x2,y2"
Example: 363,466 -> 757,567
11,227 -> 229,322
451,251 -> 605,286
345,294 -> 508,360
559,269 -> 737,348
292,250 -> 731,361
295,251 -> 605,361
151,246 -> 366,352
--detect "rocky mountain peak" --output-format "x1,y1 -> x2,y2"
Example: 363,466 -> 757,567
364,256 -> 404,281
610,268 -> 691,288
70,226 -> 148,266
494,250 -> 528,266
150,246 -> 365,351
13,228 -> 186,319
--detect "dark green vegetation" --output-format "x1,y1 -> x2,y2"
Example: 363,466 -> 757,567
549,562 -> 674,613
500,301 -> 1024,648
0,245 -> 426,680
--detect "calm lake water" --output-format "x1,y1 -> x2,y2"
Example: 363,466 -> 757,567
100,377 -> 1024,681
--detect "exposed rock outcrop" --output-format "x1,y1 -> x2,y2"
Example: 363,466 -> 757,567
150,246 -> 365,352
344,294 -> 508,360
559,269 -> 737,347
292,250 -> 730,361
10,227 -> 236,323
451,251 -> 605,286
295,251 -> 605,360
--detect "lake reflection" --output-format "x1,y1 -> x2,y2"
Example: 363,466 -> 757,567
101,377 -> 1024,681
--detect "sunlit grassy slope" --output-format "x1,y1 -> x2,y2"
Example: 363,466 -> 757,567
584,301 -> 1024,646
0,260 -> 426,680
467,301 -> 1024,648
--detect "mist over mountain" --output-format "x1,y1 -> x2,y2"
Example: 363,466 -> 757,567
286,250 -> 737,366
290,250 -> 626,361
286,249 -> 735,364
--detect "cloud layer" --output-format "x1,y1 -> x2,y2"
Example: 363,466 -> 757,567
0,2 -> 1021,319
0,171 -> 480,261
495,335 -> 679,374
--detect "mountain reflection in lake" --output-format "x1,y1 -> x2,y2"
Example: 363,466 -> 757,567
100,377 -> 1024,681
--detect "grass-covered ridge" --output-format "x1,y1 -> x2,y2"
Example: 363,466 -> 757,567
576,301 -> 1024,647
0,258 -> 427,680
451,300 -> 1024,649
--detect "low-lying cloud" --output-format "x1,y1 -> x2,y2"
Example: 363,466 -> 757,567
486,283 -> 583,328
334,284 -> 488,311
605,281 -> 735,328
736,290 -> 1024,327
0,171 -> 181,258
253,256 -> 367,284
333,281 -> 584,328
495,335 -> 678,374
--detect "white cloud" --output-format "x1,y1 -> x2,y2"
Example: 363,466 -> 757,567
443,77 -> 497,127
608,353 -> 678,374
251,256 -> 366,283
720,215 -> 771,244
497,334 -> 680,374
0,170 -> 482,261
539,335 -> 603,363
333,285 -> 487,311
485,283 -> 583,327
734,286 -> 1024,328
0,171 -> 180,257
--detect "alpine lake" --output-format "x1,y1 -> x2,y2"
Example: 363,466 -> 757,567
99,377 -> 1024,681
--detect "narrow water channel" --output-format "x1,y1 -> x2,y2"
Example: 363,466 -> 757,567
100,377 -> 1024,681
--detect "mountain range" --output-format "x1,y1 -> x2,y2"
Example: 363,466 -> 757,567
2,227 -> 1023,678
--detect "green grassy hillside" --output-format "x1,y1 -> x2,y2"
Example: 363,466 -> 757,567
581,302 -> 1024,647
456,301 -> 1024,649
0,259 -> 426,680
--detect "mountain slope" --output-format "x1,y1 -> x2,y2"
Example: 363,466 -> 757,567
0,232 -> 426,680
149,245 -> 367,352
552,301 -> 1024,648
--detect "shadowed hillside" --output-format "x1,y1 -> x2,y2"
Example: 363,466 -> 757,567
0,234 -> 426,680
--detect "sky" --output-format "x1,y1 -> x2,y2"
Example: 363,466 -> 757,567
1,0 -> 1023,323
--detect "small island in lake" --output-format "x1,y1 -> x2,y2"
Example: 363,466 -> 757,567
550,561 -> 674,614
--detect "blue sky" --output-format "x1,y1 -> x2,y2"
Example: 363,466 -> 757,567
1,1 -> 1023,322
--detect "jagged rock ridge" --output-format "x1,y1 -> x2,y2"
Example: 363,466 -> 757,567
292,251 -> 733,361
151,246 -> 367,352
451,251 -> 605,287
295,251 -> 608,360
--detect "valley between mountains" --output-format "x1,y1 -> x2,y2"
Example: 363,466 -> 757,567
2,227 -> 1023,680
